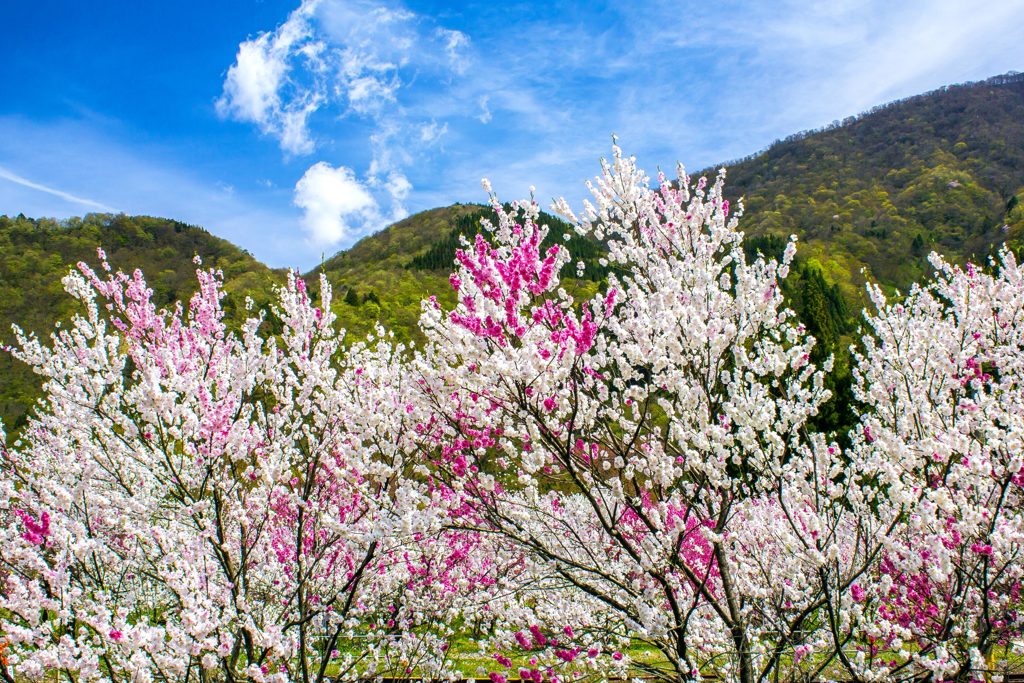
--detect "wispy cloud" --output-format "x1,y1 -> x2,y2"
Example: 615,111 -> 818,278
218,0 -> 479,247
477,95 -> 492,124
9,0 -> 1022,273
612,0 -> 1024,163
217,1 -> 474,169
0,165 -> 119,213
0,117 -> 305,268
215,1 -> 325,156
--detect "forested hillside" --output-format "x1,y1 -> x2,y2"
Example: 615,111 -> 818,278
0,213 -> 282,428
3,73 -> 1024,432
312,74 -> 1024,349
714,72 -> 1024,300
304,73 -> 1024,438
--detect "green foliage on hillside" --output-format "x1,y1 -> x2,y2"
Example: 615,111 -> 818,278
0,213 -> 282,430
697,72 -> 1024,439
5,73 -> 1024,439
713,72 -> 1024,302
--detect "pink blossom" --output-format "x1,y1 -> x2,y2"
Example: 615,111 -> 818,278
15,510 -> 50,546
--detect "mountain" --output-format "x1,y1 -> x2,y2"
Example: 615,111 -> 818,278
711,72 -> 1024,301
303,72 -> 1024,439
0,213 -> 282,429
3,72 -> 1024,432
309,73 -> 1024,345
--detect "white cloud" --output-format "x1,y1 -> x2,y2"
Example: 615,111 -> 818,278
0,165 -> 119,212
218,35 -> 286,124
366,118 -> 415,186
437,28 -> 470,74
419,120 -> 447,144
275,96 -> 321,155
218,0 -> 430,141
318,2 -> 416,64
477,95 -> 492,124
219,0 -> 475,194
344,71 -> 400,114
293,161 -> 379,245
216,0 -> 324,155
385,171 -> 412,202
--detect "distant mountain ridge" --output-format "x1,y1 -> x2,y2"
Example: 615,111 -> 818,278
3,72 -> 1024,430
309,72 -> 1024,338
711,71 -> 1024,298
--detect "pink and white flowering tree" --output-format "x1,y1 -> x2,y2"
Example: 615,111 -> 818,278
847,250 -> 1024,680
0,256 -> 479,682
415,145 -> 882,682
3,146 -> 1022,683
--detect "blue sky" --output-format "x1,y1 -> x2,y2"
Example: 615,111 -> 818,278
2,0 -> 1023,269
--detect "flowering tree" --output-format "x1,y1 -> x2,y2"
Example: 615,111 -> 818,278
846,250 -> 1024,680
415,146 -> 886,682
3,148 -> 1022,683
0,256 -> 483,682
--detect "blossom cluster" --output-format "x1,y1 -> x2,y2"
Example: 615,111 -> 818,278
1,146 -> 1021,682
